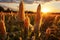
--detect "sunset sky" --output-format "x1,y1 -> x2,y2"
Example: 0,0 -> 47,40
25,1 -> 60,13
41,1 -> 60,13
0,0 -> 60,12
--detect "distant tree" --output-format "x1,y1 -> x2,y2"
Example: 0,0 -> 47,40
0,6 -> 4,12
6,8 -> 11,12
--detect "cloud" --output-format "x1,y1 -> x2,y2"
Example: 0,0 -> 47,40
41,0 -> 52,2
0,0 -> 34,3
0,0 -> 56,3
0,0 -> 20,2
24,0 -> 34,3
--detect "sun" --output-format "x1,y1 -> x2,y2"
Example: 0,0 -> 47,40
41,8 -> 50,13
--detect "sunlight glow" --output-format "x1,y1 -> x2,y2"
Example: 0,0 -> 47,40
41,8 -> 50,13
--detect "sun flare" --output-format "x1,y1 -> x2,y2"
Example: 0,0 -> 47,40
41,8 -> 50,13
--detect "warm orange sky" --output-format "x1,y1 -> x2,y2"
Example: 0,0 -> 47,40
25,1 -> 60,13
0,1 -> 60,12
41,1 -> 60,13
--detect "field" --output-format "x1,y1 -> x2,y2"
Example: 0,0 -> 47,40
0,12 -> 60,40
0,12 -> 36,40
